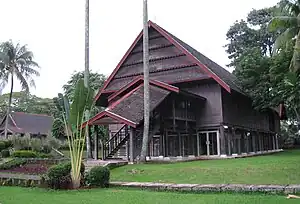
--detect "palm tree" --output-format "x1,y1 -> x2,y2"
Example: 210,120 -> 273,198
140,0 -> 150,162
269,0 -> 300,72
0,41 -> 40,139
84,0 -> 92,159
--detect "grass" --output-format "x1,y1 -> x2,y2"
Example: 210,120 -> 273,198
0,187 -> 298,204
111,149 -> 300,185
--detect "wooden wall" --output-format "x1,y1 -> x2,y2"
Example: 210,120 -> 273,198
182,81 -> 223,127
221,89 -> 280,132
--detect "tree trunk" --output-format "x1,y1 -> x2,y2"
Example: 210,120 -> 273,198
84,0 -> 92,159
140,0 -> 150,162
4,74 -> 13,139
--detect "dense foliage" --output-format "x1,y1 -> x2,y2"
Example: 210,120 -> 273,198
46,162 -> 85,189
12,150 -> 38,158
85,166 -> 110,187
226,2 -> 300,122
1,149 -> 10,158
0,159 -> 26,170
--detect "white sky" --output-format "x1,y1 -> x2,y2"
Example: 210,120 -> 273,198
0,0 -> 279,98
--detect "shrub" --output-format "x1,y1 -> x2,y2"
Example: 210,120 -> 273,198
3,140 -> 13,149
12,150 -> 38,158
1,149 -> 10,158
47,162 -> 85,189
41,145 -> 52,154
10,134 -> 31,150
0,159 -> 27,170
30,138 -> 42,152
37,153 -> 53,158
85,166 -> 110,187
0,141 -> 5,151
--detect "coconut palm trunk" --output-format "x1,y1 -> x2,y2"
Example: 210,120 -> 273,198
140,0 -> 150,162
4,74 -> 13,139
84,0 -> 92,159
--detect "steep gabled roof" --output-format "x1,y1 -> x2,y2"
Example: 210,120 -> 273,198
153,22 -> 242,93
0,112 -> 53,135
83,83 -> 172,128
95,20 -> 242,104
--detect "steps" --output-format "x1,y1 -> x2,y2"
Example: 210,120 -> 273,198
84,159 -> 128,172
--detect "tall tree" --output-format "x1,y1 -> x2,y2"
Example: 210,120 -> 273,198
0,91 -> 58,116
84,0 -> 92,159
269,0 -> 300,72
0,41 -> 40,138
63,70 -> 106,101
226,4 -> 300,127
140,0 -> 150,162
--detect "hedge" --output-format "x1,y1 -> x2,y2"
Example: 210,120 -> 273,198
12,150 -> 38,158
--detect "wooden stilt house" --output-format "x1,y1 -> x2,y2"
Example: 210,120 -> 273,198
83,21 -> 285,161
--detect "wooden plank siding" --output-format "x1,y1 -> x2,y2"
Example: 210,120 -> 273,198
221,89 -> 280,132
104,27 -> 209,92
182,81 -> 223,128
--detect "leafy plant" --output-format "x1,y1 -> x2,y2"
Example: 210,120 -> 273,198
60,78 -> 94,189
0,141 -> 5,151
0,159 -> 26,170
30,138 -> 42,152
46,161 -> 85,189
12,150 -> 38,158
85,166 -> 110,187
1,149 -> 10,158
2,140 -> 12,149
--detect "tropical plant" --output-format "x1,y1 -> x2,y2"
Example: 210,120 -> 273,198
0,41 -> 40,139
60,78 -> 94,189
85,166 -> 110,187
268,0 -> 300,72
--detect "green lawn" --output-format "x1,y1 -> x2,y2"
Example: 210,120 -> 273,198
111,150 -> 300,184
0,187 -> 298,204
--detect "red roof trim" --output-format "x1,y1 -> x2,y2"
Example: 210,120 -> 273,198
150,79 -> 179,93
108,76 -> 143,102
105,76 -> 211,94
108,78 -> 179,103
94,30 -> 143,102
81,110 -> 137,128
149,21 -> 231,93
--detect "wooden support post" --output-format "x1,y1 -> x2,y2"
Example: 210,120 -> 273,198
227,128 -> 232,156
275,134 -> 279,149
165,131 -> 168,156
88,126 -> 93,159
172,98 -> 176,132
94,126 -> 99,160
258,132 -> 262,151
237,131 -> 241,155
129,127 -> 135,163
271,134 -> 276,150
178,132 -> 182,156
219,125 -> 226,156
232,128 -> 237,154
159,127 -> 163,156
251,131 -> 256,152
245,132 -> 249,154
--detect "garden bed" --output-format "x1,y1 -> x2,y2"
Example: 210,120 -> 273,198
0,162 -> 51,175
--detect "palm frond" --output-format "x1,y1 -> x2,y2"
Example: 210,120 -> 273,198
21,65 -> 40,76
0,52 -> 9,65
14,68 -> 29,92
273,27 -> 298,54
268,16 -> 298,32
17,51 -> 33,61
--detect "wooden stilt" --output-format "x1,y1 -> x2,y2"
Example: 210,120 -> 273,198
94,126 -> 99,160
129,127 -> 135,163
